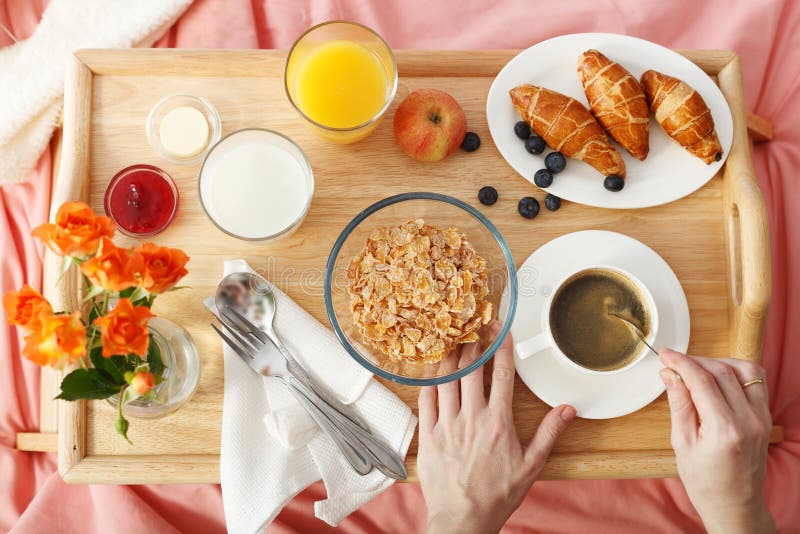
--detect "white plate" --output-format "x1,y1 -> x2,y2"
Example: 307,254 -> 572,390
487,33 -> 734,209
504,230 -> 690,419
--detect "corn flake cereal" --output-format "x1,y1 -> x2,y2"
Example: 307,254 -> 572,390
347,219 -> 492,363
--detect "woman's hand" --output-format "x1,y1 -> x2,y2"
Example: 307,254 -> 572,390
417,325 -> 575,534
659,349 -> 775,534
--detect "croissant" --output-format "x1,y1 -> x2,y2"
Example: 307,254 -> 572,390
510,85 -> 626,178
640,70 -> 723,164
578,49 -> 650,160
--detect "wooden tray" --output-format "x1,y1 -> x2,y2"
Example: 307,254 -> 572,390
32,48 -> 775,483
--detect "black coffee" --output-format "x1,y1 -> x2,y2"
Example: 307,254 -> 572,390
549,269 -> 650,371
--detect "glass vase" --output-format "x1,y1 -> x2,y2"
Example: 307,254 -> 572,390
107,317 -> 201,418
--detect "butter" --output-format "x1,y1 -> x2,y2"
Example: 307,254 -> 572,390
159,106 -> 210,158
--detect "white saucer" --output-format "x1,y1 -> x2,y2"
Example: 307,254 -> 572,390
506,230 -> 690,419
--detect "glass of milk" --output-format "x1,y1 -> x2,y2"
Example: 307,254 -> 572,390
198,129 -> 314,241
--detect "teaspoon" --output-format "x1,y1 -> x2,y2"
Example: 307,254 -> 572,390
607,311 -> 659,356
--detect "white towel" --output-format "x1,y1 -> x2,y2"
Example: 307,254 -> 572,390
211,260 -> 417,532
0,0 -> 194,185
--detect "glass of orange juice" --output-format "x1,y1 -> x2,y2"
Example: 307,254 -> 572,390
285,21 -> 397,144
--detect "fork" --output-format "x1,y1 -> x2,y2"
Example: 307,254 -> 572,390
221,305 -> 369,433
211,314 -> 407,480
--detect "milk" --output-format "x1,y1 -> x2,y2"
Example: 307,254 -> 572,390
200,130 -> 312,239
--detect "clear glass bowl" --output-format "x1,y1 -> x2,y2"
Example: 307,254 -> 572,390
104,164 -> 178,237
324,192 -> 518,386
107,317 -> 201,418
146,94 -> 222,165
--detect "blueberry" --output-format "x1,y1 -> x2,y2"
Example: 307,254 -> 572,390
477,186 -> 498,206
461,132 -> 481,152
604,174 -> 625,192
544,194 -> 561,211
533,169 -> 553,188
525,135 -> 545,155
514,121 -> 531,139
518,196 -> 540,219
545,151 -> 567,173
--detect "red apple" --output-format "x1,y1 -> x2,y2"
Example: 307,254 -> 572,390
393,89 -> 467,162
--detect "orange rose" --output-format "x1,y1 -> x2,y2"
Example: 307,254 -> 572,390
130,371 -> 155,395
93,298 -> 154,357
137,243 -> 189,294
80,238 -> 143,292
32,201 -> 115,258
23,312 -> 86,368
3,285 -> 53,332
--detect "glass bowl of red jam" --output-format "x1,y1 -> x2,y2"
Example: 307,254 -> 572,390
104,164 -> 178,237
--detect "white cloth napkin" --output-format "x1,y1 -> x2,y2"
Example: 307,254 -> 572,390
212,260 -> 417,532
0,0 -> 193,185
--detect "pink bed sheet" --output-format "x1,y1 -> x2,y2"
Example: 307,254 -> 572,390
2,0 -> 798,532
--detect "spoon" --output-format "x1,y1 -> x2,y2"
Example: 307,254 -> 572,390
607,311 -> 659,356
214,271 -> 408,480
215,272 -> 368,426
215,272 -> 322,398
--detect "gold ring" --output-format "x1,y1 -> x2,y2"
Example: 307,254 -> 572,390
742,378 -> 765,388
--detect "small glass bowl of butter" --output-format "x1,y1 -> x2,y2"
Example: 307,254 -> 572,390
146,94 -> 222,165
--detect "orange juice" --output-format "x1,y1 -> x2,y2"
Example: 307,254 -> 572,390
293,40 -> 389,129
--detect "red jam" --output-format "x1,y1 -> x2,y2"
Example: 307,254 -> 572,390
104,164 -> 178,236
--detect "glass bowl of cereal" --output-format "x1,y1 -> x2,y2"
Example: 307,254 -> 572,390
324,192 -> 518,385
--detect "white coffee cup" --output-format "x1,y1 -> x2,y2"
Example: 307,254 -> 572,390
514,265 -> 659,376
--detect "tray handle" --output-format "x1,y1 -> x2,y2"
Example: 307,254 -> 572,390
53,54 -> 94,479
718,55 -> 771,363
16,55 -> 92,455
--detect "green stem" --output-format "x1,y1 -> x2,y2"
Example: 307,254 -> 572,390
116,385 -> 132,445
117,385 -> 126,417
83,274 -> 103,352
87,329 -> 96,352
83,274 -> 102,317
90,291 -> 108,350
